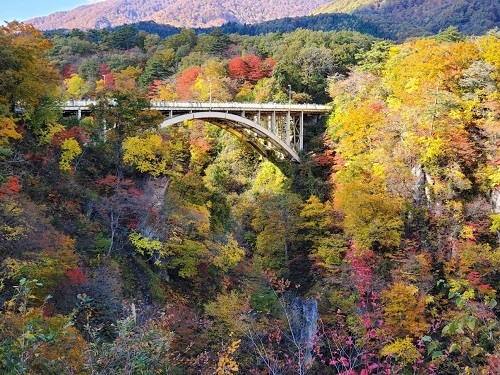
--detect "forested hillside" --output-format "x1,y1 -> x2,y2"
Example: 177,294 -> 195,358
206,13 -> 383,39
316,0 -> 500,40
1,19 -> 500,374
100,13 -> 383,41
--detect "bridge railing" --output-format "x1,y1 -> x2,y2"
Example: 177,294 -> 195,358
63,100 -> 331,113
150,101 -> 331,111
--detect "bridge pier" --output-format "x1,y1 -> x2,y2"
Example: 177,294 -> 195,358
286,111 -> 291,147
300,112 -> 304,150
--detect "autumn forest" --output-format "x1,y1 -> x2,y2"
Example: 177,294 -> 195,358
1,16 -> 500,375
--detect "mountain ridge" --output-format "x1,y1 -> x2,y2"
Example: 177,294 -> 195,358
27,0 -> 332,30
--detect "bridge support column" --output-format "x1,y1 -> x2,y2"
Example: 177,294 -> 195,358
299,111 -> 304,151
77,109 -> 82,120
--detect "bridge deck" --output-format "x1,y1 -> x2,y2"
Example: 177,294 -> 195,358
63,100 -> 331,114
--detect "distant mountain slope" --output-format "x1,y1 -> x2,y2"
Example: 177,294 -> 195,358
205,13 -> 383,37
27,0 -> 332,30
314,0 -> 500,40
313,0 -> 375,15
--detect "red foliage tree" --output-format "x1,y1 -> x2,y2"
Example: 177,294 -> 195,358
61,64 -> 76,79
98,63 -> 110,77
176,66 -> 202,101
147,79 -> 163,99
244,54 -> 264,83
50,126 -> 88,147
228,55 -> 275,83
65,267 -> 87,284
102,72 -> 115,88
228,57 -> 247,80
0,176 -> 22,198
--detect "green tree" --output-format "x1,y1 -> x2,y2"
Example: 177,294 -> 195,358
251,192 -> 302,271
138,49 -> 176,88
102,25 -> 138,50
92,91 -> 163,168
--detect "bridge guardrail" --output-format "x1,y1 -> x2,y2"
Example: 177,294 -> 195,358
63,100 -> 331,112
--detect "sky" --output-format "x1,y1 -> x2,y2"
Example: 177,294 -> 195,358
0,0 -> 105,22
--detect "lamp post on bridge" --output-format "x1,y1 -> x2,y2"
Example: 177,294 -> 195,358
209,78 -> 212,109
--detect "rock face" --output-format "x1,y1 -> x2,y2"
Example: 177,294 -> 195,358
26,0 -> 331,30
290,297 -> 318,367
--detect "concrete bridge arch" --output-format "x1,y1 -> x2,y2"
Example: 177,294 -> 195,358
159,111 -> 301,162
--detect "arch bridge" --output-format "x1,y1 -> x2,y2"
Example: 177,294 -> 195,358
63,101 -> 331,162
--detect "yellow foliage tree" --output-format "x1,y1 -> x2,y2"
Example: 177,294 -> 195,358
478,35 -> 500,74
381,281 -> 428,337
0,22 -> 60,116
64,73 -> 87,99
0,117 -> 22,147
155,83 -> 179,101
216,339 -> 241,375
123,133 -> 171,177
205,290 -> 249,333
59,137 -> 82,172
299,195 -> 345,270
212,234 -> 246,272
335,176 -> 403,252
251,160 -> 289,194
380,337 -> 422,366
129,231 -> 163,265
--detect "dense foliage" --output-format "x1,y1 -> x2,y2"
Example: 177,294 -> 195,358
1,19 -> 500,375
